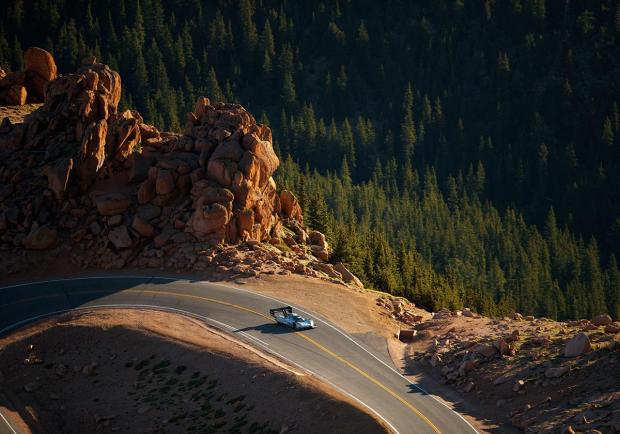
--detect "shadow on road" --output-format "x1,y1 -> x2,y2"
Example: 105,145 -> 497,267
236,323 -> 296,335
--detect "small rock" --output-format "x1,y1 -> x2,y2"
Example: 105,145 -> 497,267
82,362 -> 98,376
462,308 -> 474,318
132,216 -> 154,238
471,343 -> 497,358
24,382 -> 40,392
55,363 -> 67,377
108,214 -> 123,227
108,226 -> 132,249
90,221 -> 102,236
513,379 -> 525,392
459,359 -> 479,377
97,193 -> 130,216
493,374 -> 512,385
604,323 -> 620,334
592,314 -> 612,326
545,366 -> 569,378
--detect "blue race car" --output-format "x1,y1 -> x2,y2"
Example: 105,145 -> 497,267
269,306 -> 316,330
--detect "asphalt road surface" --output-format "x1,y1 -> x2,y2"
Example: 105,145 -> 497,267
0,276 -> 478,434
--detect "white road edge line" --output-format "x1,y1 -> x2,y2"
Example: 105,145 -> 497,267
0,411 -> 17,434
0,302 -> 400,434
0,275 -> 478,433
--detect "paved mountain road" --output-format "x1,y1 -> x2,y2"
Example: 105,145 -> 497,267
0,276 -> 477,434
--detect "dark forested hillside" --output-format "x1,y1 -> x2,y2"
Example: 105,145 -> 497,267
1,0 -> 619,318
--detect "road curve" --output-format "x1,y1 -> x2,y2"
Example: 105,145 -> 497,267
0,276 -> 477,434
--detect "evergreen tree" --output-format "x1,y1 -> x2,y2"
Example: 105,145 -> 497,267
206,67 -> 224,102
602,117 -> 614,147
280,71 -> 296,107
400,82 -> 417,163
307,191 -> 331,237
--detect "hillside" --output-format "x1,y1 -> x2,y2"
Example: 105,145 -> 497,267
0,309 -> 387,433
0,0 -> 618,321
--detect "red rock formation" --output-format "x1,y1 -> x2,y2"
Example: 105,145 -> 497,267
0,53 -> 366,285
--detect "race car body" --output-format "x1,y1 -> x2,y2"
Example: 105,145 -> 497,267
269,306 -> 316,330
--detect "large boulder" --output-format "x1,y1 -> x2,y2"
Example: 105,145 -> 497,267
309,230 -> 329,260
186,201 -> 230,239
280,190 -> 303,224
334,262 -> 364,288
564,333 -> 591,357
314,262 -> 342,279
24,47 -> 57,101
190,181 -> 234,205
309,230 -> 328,249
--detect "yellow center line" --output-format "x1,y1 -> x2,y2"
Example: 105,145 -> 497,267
3,288 -> 442,433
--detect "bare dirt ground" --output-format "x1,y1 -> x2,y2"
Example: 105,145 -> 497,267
395,309 -> 620,433
0,309 -> 388,434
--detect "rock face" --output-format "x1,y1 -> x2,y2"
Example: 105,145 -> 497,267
564,332 -> 591,357
0,47 -> 57,105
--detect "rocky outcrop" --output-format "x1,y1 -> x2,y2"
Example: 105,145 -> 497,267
0,50 -> 364,289
0,47 -> 57,105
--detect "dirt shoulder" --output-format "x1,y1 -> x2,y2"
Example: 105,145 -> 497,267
396,309 -> 620,433
0,309 -> 388,434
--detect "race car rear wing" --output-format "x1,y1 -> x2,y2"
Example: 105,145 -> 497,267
269,306 -> 293,316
